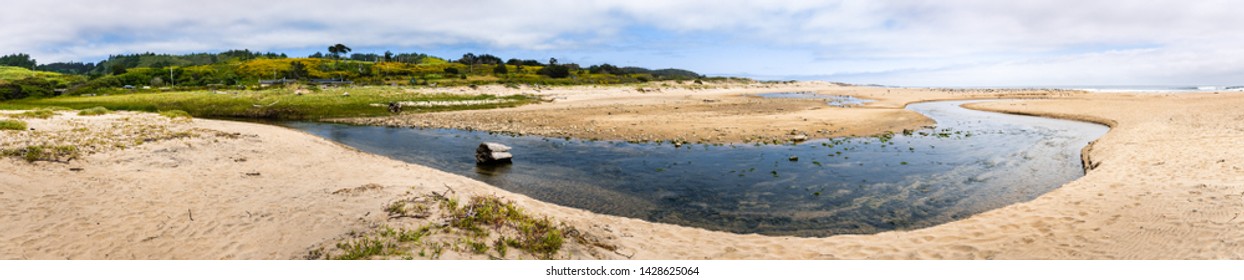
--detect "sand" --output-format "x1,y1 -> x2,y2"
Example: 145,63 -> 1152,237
340,81 -> 1082,144
3,85 -> 1242,259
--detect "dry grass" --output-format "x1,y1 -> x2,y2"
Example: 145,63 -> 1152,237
0,111 -> 219,162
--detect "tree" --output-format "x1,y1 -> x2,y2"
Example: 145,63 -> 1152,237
350,53 -> 380,62
476,54 -> 502,65
1,77 -> 55,100
0,53 -> 37,69
457,53 -> 477,64
327,44 -> 352,59
37,62 -> 94,74
394,52 -> 427,64
537,64 -> 569,78
548,57 -> 558,65
589,63 -> 622,75
383,51 -> 393,62
289,61 -> 309,79
327,44 -> 351,77
309,52 -> 324,58
506,59 -> 542,66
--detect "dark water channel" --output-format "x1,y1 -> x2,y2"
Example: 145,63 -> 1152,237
281,100 -> 1107,237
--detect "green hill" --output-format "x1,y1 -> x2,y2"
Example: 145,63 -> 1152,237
0,66 -> 65,81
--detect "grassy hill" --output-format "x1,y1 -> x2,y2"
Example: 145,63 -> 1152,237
0,66 -> 68,81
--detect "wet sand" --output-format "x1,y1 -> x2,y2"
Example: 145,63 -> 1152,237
3,85 -> 1242,259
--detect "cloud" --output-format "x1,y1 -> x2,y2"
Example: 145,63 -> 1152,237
1,0 -> 625,60
3,0 -> 1243,85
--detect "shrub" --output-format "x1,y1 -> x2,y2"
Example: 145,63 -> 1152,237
0,77 -> 55,100
536,65 -> 570,78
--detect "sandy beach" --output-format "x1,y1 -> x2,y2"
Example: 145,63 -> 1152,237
3,83 -> 1243,259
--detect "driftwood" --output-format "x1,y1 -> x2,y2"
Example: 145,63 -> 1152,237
475,142 -> 513,164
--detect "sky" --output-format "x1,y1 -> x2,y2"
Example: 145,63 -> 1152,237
3,0 -> 1243,87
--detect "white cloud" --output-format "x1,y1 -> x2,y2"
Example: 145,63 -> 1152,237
2,0 -> 1243,85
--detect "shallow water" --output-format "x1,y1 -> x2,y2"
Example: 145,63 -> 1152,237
754,92 -> 874,106
282,100 -> 1107,237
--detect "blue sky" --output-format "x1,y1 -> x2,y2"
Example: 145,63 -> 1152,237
3,0 -> 1243,87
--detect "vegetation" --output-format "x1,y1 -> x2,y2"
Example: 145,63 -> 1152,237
316,194 -> 590,260
158,110 -> 192,120
1,46 -> 721,121
1,47 -> 710,99
1,66 -> 87,101
0,111 -> 207,163
2,145 -> 80,162
0,119 -> 26,130
0,54 -> 37,69
2,87 -> 535,120
14,108 -> 56,119
1,66 -> 64,80
77,106 -> 111,116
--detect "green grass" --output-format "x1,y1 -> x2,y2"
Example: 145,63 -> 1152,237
2,145 -> 80,162
77,106 -> 111,116
333,237 -> 389,260
318,194 -> 573,260
446,196 -> 565,259
13,109 -> 56,119
0,66 -> 63,81
3,87 -> 537,120
0,119 -> 26,130
158,110 -> 192,120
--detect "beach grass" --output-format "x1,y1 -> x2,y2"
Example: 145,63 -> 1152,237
2,87 -> 537,120
0,119 -> 27,130
13,108 -> 57,119
2,145 -> 80,162
77,106 -> 111,116
321,194 -> 571,260
158,110 -> 192,120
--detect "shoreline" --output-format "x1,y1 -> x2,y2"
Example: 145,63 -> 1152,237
3,85 -> 1243,259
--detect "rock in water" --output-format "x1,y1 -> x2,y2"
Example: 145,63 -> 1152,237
476,142 -> 513,164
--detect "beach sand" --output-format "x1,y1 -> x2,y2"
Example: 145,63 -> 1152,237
341,81 -> 1081,144
3,84 -> 1242,259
